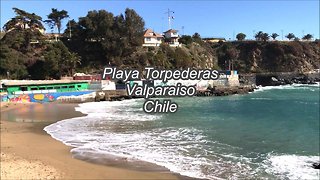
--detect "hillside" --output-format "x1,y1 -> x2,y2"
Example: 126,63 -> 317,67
1,7 -> 319,80
212,41 -> 319,73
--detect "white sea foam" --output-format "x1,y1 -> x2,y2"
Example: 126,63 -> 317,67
255,83 -> 320,92
44,99 -> 320,180
44,100 -> 262,179
263,154 -> 320,180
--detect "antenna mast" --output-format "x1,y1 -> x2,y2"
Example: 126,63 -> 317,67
165,8 -> 174,29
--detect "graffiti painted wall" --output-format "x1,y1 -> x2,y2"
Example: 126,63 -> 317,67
1,91 -> 94,103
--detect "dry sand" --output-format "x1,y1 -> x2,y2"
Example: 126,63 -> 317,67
0,102 -> 178,179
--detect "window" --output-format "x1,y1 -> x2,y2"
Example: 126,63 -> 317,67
39,87 -> 46,90
20,87 -> 27,91
146,37 -> 151,41
157,38 -> 162,41
47,86 -> 54,89
54,86 -> 61,89
69,85 -> 75,88
62,86 -> 68,89
77,85 -> 82,88
31,87 -> 38,90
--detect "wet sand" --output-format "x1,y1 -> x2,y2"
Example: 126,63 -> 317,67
0,102 -> 178,179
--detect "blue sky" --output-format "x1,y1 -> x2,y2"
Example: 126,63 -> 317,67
1,0 -> 319,40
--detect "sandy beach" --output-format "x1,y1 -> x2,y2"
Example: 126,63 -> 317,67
0,102 -> 178,179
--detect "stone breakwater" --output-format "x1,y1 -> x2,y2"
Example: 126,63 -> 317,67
196,85 -> 255,96
56,85 -> 256,103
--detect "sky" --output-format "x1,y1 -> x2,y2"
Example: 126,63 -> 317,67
1,0 -> 319,40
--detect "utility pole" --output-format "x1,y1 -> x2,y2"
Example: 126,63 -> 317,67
165,9 -> 174,29
69,18 -> 72,39
281,29 -> 284,40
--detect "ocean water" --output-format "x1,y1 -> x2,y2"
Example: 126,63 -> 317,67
44,84 -> 320,179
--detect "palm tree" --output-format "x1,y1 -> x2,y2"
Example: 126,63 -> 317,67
302,34 -> 313,41
261,33 -> 269,42
271,33 -> 279,40
286,33 -> 295,40
66,52 -> 81,76
255,31 -> 264,41
45,8 -> 69,35
3,8 -> 44,32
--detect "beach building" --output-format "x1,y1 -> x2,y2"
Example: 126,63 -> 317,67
0,80 -> 94,102
163,29 -> 181,47
209,70 -> 240,87
142,29 -> 163,47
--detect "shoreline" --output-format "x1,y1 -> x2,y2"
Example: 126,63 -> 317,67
0,102 -> 180,179
1,84 -> 318,179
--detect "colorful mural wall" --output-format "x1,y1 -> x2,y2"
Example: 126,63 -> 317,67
1,91 -> 94,103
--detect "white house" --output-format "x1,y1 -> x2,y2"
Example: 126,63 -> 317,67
163,29 -> 180,47
142,29 -> 163,47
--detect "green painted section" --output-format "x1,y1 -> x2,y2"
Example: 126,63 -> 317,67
5,82 -> 90,95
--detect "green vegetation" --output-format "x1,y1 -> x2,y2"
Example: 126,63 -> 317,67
214,41 -> 319,73
255,31 -> 270,42
236,33 -> 246,41
3,8 -> 44,32
286,33 -> 296,41
271,33 -> 279,40
302,34 -> 313,41
44,8 -> 69,35
1,7 -> 319,80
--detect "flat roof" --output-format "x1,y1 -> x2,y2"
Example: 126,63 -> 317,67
1,80 -> 89,86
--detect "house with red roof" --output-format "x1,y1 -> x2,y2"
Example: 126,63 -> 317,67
142,29 -> 163,47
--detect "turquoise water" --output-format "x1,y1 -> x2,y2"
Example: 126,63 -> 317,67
44,84 -> 320,179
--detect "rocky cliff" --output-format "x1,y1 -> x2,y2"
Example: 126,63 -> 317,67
213,41 -> 319,73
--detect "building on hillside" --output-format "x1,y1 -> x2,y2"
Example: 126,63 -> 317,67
5,22 -> 45,34
44,33 -> 61,42
203,37 -> 226,43
142,29 -> 163,47
163,29 -> 181,47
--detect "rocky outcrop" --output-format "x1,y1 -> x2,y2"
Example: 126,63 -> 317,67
255,72 -> 319,86
312,163 -> 320,169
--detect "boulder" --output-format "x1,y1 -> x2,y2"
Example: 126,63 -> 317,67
312,163 -> 320,169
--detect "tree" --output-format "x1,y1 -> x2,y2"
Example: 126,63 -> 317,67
286,33 -> 295,40
236,33 -> 246,41
179,35 -> 193,45
45,8 -> 69,35
255,31 -> 264,41
192,32 -> 201,39
271,33 -> 279,40
63,19 -> 83,39
3,8 -> 44,32
41,41 -> 81,77
0,44 -> 28,79
124,8 -> 145,46
261,33 -> 269,42
217,43 -> 239,70
302,34 -> 313,41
